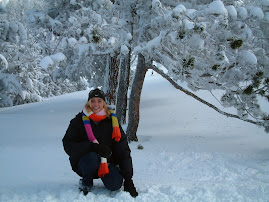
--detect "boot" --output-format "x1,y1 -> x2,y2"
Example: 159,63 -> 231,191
79,179 -> 93,195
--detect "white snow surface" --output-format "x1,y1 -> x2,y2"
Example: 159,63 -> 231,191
226,5 -> 237,20
1,72 -> 269,201
248,6 -> 264,19
237,7 -> 248,20
40,56 -> 54,69
120,45 -> 129,55
68,37 -> 78,47
240,50 -> 257,65
207,1 -> 228,16
0,54 -> 8,71
50,53 -> 66,64
40,53 -> 66,69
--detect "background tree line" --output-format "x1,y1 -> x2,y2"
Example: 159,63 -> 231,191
0,0 -> 268,140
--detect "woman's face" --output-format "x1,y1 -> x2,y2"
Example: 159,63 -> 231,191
90,97 -> 105,114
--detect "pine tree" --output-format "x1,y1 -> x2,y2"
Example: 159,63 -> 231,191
1,0 -> 268,137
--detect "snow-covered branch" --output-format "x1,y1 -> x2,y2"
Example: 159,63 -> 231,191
149,65 -> 260,126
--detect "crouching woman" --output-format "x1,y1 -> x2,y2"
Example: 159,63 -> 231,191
62,88 -> 138,197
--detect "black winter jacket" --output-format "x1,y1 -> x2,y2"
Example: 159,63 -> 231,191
62,112 -> 133,180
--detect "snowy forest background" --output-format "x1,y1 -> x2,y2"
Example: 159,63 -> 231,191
0,0 -> 269,139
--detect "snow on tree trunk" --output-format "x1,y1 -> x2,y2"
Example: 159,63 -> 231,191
127,53 -> 148,141
116,53 -> 130,124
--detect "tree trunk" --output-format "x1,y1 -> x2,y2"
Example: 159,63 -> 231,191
127,53 -> 148,141
104,55 -> 119,106
116,53 -> 131,124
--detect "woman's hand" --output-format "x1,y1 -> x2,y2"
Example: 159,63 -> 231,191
93,144 -> 112,158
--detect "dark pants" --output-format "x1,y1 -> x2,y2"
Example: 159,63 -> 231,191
78,152 -> 123,191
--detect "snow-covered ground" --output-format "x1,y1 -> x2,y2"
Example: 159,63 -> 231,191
1,72 -> 269,201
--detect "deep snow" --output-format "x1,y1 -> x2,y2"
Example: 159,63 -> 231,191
1,72 -> 269,201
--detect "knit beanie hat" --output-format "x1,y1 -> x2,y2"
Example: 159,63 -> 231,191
88,88 -> 105,101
